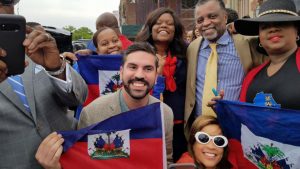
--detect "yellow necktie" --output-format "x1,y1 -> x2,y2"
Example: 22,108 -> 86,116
202,43 -> 218,117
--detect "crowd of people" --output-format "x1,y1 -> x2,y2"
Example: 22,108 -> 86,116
1,0 -> 300,168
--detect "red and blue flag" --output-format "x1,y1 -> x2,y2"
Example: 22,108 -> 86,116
216,100 -> 300,169
59,103 -> 167,169
75,54 -> 123,118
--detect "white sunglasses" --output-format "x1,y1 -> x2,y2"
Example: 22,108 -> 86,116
195,131 -> 228,148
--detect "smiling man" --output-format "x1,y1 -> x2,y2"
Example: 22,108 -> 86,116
184,0 -> 267,138
78,42 -> 173,163
35,42 -> 174,169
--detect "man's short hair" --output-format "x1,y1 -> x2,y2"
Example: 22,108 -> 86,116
196,0 -> 226,10
0,0 -> 19,6
96,12 -> 119,30
225,8 -> 239,24
26,22 -> 41,28
122,42 -> 158,68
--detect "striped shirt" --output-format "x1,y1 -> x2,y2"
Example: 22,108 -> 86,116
195,30 -> 245,116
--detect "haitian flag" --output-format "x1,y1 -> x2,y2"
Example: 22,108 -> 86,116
76,54 -> 123,118
59,103 -> 167,169
216,100 -> 300,169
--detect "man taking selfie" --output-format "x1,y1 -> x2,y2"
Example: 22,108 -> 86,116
0,0 -> 88,168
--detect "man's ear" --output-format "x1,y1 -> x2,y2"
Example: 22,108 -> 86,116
224,12 -> 228,24
154,70 -> 158,83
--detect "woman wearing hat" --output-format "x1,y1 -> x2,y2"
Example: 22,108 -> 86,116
234,0 -> 300,110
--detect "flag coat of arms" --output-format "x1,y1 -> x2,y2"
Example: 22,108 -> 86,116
216,100 -> 300,169
77,54 -> 123,106
75,54 -> 123,118
59,103 -> 167,169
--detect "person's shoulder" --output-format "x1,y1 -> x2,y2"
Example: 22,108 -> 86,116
84,92 -> 118,111
232,33 -> 258,42
232,33 -> 245,40
149,96 -> 173,115
188,37 -> 202,50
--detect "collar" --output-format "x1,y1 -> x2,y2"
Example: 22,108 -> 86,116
201,30 -> 231,49
119,89 -> 151,112
119,89 -> 129,112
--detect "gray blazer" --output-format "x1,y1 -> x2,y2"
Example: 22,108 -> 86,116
0,60 -> 88,169
78,90 -> 174,163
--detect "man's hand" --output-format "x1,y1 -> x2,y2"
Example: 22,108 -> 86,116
75,49 -> 93,55
62,52 -> 78,65
0,48 -> 8,82
227,22 -> 237,35
156,53 -> 166,75
207,89 -> 225,110
23,26 -> 61,71
35,132 -> 64,169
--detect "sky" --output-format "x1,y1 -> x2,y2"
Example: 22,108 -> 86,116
16,0 -> 120,32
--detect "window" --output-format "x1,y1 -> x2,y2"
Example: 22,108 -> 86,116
182,0 -> 197,9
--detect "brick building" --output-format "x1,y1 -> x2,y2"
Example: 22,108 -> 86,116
119,0 -> 299,39
119,0 -> 197,38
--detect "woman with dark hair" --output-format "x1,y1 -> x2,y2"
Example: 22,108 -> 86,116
193,24 -> 201,40
135,7 -> 187,162
74,26 -> 122,55
188,115 -> 231,169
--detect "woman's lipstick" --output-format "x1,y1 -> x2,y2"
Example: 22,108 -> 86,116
269,36 -> 281,43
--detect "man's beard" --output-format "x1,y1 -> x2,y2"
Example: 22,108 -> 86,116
202,28 -> 219,42
123,77 -> 153,100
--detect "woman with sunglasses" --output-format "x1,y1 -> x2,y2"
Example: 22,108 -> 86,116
188,115 -> 232,169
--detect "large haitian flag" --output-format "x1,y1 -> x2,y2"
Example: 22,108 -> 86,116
76,54 -> 123,118
215,100 -> 300,169
58,103 -> 167,169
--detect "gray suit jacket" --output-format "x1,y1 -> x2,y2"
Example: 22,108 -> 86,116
78,90 -> 174,163
0,60 -> 87,169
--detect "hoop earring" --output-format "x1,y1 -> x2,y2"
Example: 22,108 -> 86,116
259,43 -> 263,47
297,36 -> 300,41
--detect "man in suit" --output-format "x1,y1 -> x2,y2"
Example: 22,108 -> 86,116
184,0 -> 266,137
0,1 -> 88,168
35,42 -> 174,169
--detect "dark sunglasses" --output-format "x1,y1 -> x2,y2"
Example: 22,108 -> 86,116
195,131 -> 228,148
0,0 -> 19,6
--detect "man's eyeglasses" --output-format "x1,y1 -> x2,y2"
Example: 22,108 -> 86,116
0,0 -> 19,6
194,131 -> 228,148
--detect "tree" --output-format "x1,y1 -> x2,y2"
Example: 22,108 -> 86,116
63,25 -> 76,33
63,25 -> 93,41
73,27 -> 93,40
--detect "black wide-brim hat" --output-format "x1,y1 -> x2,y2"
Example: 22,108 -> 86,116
235,0 -> 300,36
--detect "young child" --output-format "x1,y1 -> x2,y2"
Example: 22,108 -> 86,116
76,26 -> 122,55
63,27 -> 123,67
